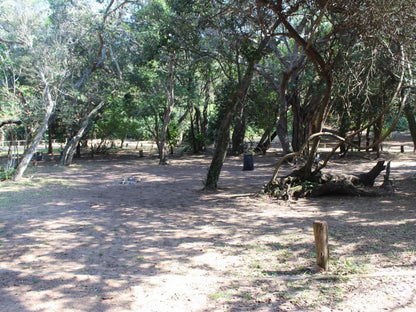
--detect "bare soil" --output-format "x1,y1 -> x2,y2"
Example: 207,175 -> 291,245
0,136 -> 415,311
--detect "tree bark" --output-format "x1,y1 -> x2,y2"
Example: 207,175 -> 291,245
231,101 -> 246,155
372,118 -> 383,155
276,72 -> 292,155
47,125 -> 54,154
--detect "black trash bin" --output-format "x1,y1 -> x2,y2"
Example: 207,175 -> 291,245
35,152 -> 43,161
243,153 -> 254,171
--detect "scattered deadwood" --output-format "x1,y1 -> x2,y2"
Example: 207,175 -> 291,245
264,160 -> 394,199
355,160 -> 386,186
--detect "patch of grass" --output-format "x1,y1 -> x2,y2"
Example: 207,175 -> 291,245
209,289 -> 233,301
238,290 -> 253,302
0,168 -> 16,181
314,282 -> 345,308
249,260 -> 262,269
331,257 -> 367,276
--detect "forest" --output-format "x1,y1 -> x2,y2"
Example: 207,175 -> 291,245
0,0 -> 415,188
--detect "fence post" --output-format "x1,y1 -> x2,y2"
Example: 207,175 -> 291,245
313,220 -> 329,271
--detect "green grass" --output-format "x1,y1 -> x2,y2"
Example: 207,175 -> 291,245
210,289 -> 233,301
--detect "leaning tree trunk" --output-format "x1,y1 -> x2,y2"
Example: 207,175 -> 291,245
205,63 -> 256,189
14,68 -> 55,180
254,129 -> 277,153
60,31 -> 113,165
60,100 -> 106,166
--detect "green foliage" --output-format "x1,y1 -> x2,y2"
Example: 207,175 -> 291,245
246,77 -> 279,132
167,120 -> 179,148
0,167 -> 16,181
0,0 -> 414,170
390,116 -> 408,132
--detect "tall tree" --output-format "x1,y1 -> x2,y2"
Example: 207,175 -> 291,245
58,0 -> 125,165
260,0 -> 416,196
204,1 -> 280,189
0,0 -> 69,180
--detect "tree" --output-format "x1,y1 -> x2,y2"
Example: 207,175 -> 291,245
254,30 -> 309,154
0,0 -> 68,180
259,0 -> 416,197
203,1 -> 280,189
57,0 -> 125,165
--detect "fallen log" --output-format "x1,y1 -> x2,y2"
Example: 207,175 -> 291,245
265,160 -> 393,199
355,160 -> 386,186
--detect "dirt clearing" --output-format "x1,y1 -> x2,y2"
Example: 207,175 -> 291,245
0,143 -> 415,311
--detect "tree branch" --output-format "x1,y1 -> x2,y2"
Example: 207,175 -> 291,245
0,119 -> 22,128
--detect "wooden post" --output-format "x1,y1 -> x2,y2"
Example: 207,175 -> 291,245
313,221 -> 329,271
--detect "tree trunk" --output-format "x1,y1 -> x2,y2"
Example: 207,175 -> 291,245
195,106 -> 204,152
201,88 -> 209,152
159,52 -> 175,165
205,63 -> 256,189
204,17 -> 279,189
231,101 -> 246,155
14,68 -> 55,180
189,106 -> 198,153
254,129 -> 277,153
372,118 -> 383,155
263,2 -> 333,180
276,119 -> 290,154
404,102 -> 416,151
338,109 -> 349,155
277,73 -> 292,155
291,93 -> 303,152
356,160 -> 386,187
48,125 -> 54,154
60,100 -> 106,166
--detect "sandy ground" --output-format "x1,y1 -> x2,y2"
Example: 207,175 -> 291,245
0,138 -> 415,311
